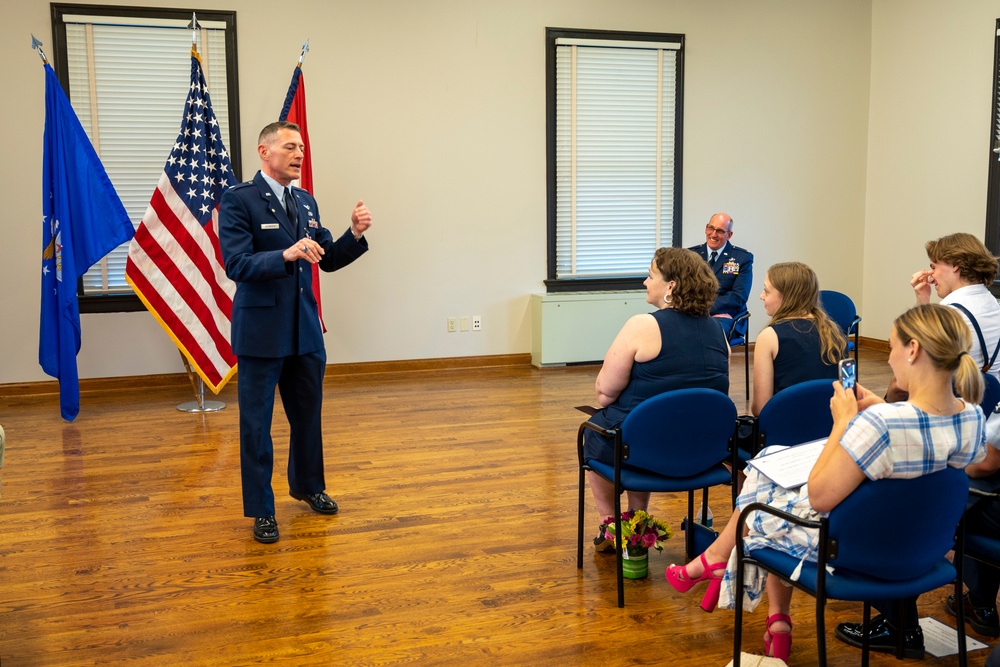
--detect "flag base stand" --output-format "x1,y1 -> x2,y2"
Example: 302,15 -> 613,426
177,399 -> 225,413
177,373 -> 226,413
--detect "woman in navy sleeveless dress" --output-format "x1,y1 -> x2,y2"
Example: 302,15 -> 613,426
751,262 -> 847,416
583,248 -> 730,550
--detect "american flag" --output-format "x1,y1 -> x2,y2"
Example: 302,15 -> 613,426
126,47 -> 238,392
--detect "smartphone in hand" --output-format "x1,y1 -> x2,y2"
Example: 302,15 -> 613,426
838,358 -> 858,396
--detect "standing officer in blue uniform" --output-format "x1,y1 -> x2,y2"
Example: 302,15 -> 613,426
688,212 -> 754,338
219,120 -> 372,543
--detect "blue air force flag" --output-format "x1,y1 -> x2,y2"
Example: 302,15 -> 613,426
40,63 -> 134,421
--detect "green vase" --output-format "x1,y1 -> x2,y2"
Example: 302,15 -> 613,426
621,548 -> 649,579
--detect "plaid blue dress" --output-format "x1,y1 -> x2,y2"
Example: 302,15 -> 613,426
719,401 -> 986,611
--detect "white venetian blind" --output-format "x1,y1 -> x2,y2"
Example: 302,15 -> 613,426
62,16 -> 232,295
554,38 -> 679,280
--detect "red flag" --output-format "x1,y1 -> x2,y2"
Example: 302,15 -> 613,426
279,65 -> 326,331
125,47 -> 238,392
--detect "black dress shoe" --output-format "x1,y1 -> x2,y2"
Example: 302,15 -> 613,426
834,614 -> 924,659
290,491 -> 339,514
947,592 -> 1000,637
252,516 -> 279,543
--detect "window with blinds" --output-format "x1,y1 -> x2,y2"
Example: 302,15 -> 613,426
50,5 -> 240,312
545,28 -> 684,292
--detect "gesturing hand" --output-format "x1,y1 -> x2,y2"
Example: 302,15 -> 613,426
351,200 -> 372,238
282,238 -> 324,264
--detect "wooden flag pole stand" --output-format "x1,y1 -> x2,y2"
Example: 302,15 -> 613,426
176,351 -> 225,413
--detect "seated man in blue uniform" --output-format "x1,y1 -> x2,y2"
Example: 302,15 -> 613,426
219,120 -> 372,543
688,212 -> 754,338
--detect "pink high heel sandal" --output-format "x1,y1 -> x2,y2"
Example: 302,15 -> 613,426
664,553 -> 727,612
763,613 -> 792,661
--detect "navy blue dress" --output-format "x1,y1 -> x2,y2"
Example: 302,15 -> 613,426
583,308 -> 730,466
770,318 -> 839,395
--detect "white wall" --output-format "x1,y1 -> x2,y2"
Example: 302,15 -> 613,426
864,0 -> 1000,339
3,0 -> 875,385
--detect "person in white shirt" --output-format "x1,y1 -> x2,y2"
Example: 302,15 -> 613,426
887,232 -> 1000,400
913,233 -> 1000,641
848,232 -> 1000,653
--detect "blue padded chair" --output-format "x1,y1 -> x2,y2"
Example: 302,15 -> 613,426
732,467 -> 969,667
981,373 -> 1000,416
577,388 -> 738,608
966,524 -> 1000,558
964,483 -> 1000,577
959,482 -> 1000,646
739,379 -> 835,464
728,310 -> 751,401
963,490 -> 1000,644
820,290 -> 862,365
965,531 -> 1000,570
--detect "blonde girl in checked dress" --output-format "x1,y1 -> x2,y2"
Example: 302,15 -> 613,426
664,304 -> 986,662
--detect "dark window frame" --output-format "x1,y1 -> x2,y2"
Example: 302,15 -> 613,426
545,27 -> 685,293
49,3 -> 241,313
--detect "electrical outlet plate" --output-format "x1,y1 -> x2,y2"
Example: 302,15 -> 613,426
447,317 -> 458,333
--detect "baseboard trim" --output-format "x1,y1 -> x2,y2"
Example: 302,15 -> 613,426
0,354 -> 534,398
326,353 -> 532,377
858,336 -> 889,353
0,374 -> 193,399
0,340 -> 891,399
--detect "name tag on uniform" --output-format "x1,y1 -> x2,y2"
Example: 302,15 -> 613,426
261,223 -> 280,230
722,259 -> 740,275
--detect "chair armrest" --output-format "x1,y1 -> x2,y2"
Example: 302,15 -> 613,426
729,311 -> 751,343
578,420 -> 616,439
735,501 -> 828,559
736,501 -> 823,534
576,419 -> 619,467
848,316 -> 862,336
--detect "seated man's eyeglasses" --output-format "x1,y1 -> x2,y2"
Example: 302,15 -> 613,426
706,224 -> 730,237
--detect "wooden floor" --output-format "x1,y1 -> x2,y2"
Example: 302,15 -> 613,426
0,347 -> 993,666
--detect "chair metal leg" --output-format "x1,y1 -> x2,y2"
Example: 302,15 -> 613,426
743,341 -> 750,400
861,602 -> 871,667
577,465 -> 586,569
614,484 -> 624,608
956,540 -> 968,667
816,592 -> 827,667
685,490 -> 695,561
957,580 -> 968,667
733,551 -> 744,667
894,599 -> 906,659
